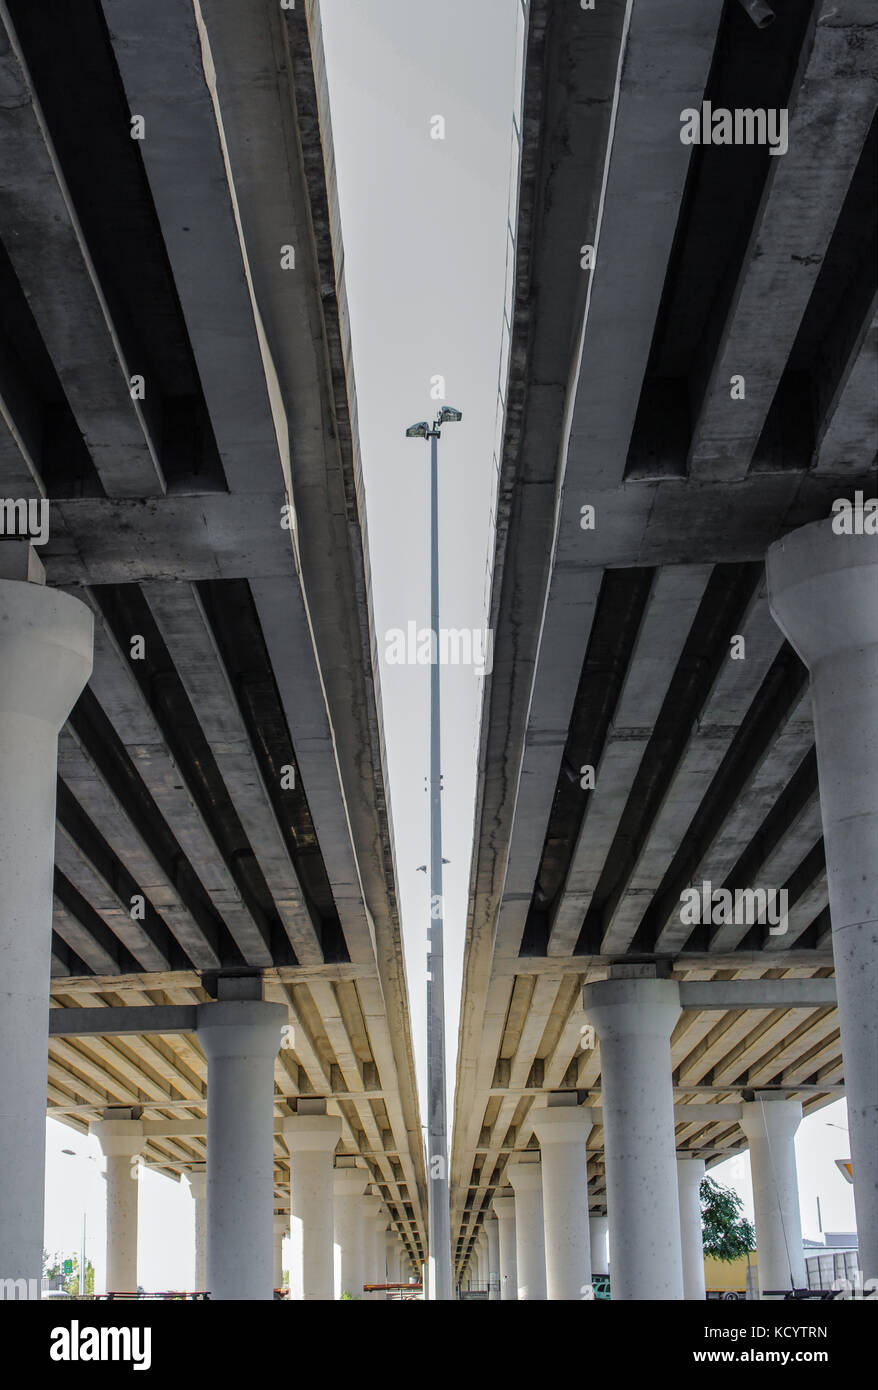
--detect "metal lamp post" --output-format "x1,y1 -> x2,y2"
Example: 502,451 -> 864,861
61,1148 -> 95,1296
405,405 -> 462,1301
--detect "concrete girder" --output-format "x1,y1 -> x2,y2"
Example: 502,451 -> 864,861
0,8 -> 166,497
815,304 -> 878,473
600,584 -> 786,954
79,599 -> 273,967
549,566 -> 713,955
142,581 -> 323,964
100,0 -> 289,499
58,730 -> 223,971
688,0 -> 878,480
54,824 -> 174,974
708,795 -> 824,951
655,686 -> 814,951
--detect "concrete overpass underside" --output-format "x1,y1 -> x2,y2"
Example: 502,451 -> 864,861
0,0 -> 425,1291
452,0 -> 876,1297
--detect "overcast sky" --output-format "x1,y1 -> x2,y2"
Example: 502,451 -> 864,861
318,0 -> 523,1127
43,0 -> 856,1288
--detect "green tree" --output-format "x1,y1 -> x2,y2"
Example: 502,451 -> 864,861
43,1251 -> 95,1297
700,1175 -> 755,1262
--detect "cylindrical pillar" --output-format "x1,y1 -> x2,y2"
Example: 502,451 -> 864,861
589,1216 -> 609,1274
506,1160 -> 546,1300
485,1214 -> 500,1300
361,1192 -> 382,1298
767,519 -> 878,1281
0,577 -> 92,1285
273,1213 -> 287,1291
532,1103 -> 593,1300
385,1234 -> 398,1296
494,1194 -> 517,1301
284,1112 -> 341,1300
333,1168 -> 367,1299
583,972 -> 683,1299
91,1118 -> 143,1294
185,1172 -> 207,1292
197,997 -> 286,1300
677,1156 -> 706,1300
374,1210 -> 391,1297
739,1097 -> 805,1295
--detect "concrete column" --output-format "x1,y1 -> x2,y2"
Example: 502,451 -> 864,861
197,992 -> 286,1300
589,1216 -> 609,1274
506,1160 -> 546,1300
740,1097 -> 805,1295
677,1156 -> 706,1300
374,1211 -> 391,1296
583,970 -> 683,1299
361,1193 -> 383,1297
185,1172 -> 207,1292
0,571 -> 92,1285
385,1234 -> 397,1295
333,1168 -> 367,1298
91,1117 -> 143,1293
472,1234 -> 486,1284
532,1102 -> 593,1300
273,1213 -> 287,1291
494,1194 -> 517,1300
485,1214 -> 500,1300
767,519 -> 878,1281
284,1110 -> 341,1300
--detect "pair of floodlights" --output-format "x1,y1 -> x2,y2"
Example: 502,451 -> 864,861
405,406 -> 463,439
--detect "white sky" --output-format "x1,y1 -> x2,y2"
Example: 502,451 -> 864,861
42,0 -> 857,1288
318,0 -> 523,1114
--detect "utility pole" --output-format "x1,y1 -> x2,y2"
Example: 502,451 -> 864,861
405,405 -> 462,1301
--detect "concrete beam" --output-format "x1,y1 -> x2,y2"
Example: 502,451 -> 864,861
49,1005 -> 198,1037
0,7 -> 165,497
676,978 -> 836,1010
815,306 -> 878,473
142,582 -> 323,965
688,0 -> 878,480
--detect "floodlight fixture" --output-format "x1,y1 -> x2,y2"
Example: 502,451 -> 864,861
406,421 -> 430,439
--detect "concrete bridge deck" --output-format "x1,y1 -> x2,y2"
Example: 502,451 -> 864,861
451,0 -> 876,1297
0,0 -> 424,1291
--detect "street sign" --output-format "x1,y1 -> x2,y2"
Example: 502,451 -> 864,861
62,1259 -> 74,1274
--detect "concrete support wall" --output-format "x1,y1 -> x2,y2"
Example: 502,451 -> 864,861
767,520 -> 878,1281
0,577 -> 92,1285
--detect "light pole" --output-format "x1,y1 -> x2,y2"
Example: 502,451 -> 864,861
61,1148 -> 96,1296
405,404 -> 462,1301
